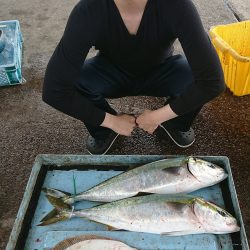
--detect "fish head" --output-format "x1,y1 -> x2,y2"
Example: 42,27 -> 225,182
193,198 -> 240,234
187,157 -> 227,184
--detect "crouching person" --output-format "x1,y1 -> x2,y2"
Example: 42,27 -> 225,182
43,0 -> 225,154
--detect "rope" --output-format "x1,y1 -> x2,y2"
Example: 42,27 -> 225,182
69,206 -> 75,219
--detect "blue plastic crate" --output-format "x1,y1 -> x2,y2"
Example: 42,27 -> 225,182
0,20 -> 24,86
6,155 -> 249,250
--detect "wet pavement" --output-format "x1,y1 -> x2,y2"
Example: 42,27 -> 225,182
0,0 -> 249,249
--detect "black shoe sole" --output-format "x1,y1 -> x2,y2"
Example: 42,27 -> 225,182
87,133 -> 119,155
159,125 -> 195,148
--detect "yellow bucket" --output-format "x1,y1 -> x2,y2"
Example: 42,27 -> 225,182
210,20 -> 250,96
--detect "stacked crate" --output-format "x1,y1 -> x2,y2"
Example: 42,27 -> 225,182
0,20 -> 24,86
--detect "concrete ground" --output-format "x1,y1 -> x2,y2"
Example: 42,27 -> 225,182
0,0 -> 249,249
226,0 -> 250,20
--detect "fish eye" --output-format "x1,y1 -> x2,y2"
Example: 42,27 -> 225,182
217,210 -> 228,217
209,164 -> 216,169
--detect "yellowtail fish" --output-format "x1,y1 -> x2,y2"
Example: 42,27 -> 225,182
39,194 -> 240,236
43,157 -> 227,204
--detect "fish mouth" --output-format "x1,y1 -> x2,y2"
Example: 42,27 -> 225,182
205,170 -> 228,180
226,221 -> 240,229
233,225 -> 241,232
216,171 -> 228,180
215,226 -> 240,234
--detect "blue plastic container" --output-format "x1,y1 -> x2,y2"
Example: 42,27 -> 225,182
0,29 -> 6,53
0,20 -> 24,86
6,155 -> 249,250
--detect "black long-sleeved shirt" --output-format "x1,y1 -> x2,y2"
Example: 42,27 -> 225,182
43,0 -> 225,126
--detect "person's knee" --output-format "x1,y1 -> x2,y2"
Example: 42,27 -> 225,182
42,84 -> 59,109
42,79 -> 53,106
74,61 -> 105,99
42,76 -> 71,109
74,78 -> 104,103
166,56 -> 194,97
175,56 -> 194,86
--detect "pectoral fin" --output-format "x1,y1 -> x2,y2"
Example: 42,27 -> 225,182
162,166 -> 181,175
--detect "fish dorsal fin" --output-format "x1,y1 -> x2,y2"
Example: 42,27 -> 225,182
162,166 -> 181,175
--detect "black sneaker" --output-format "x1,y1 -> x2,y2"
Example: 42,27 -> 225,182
86,131 -> 119,155
159,121 -> 195,148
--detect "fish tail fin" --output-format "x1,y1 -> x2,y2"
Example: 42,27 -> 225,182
42,187 -> 72,201
38,195 -> 72,226
40,208 -> 58,222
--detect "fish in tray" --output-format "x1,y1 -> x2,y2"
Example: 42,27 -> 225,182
39,194 -> 240,236
53,235 -> 137,250
43,157 -> 228,204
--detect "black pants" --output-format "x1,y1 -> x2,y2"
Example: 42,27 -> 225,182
75,54 -> 202,139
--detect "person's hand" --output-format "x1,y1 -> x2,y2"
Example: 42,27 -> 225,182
136,105 -> 178,134
113,114 -> 137,136
101,113 -> 137,136
136,109 -> 160,134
